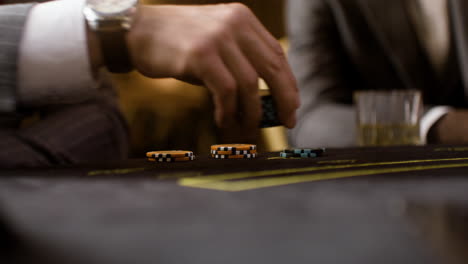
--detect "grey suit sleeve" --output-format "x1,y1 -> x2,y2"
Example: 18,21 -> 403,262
0,3 -> 35,112
287,0 -> 357,147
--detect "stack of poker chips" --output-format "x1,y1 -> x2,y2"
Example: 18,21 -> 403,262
260,95 -> 281,128
210,144 -> 257,159
146,150 -> 195,163
280,148 -> 325,158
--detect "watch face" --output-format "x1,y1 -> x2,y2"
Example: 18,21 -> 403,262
87,0 -> 137,15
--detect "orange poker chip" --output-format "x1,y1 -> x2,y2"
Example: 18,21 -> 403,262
212,153 -> 257,159
210,144 -> 257,151
146,150 -> 194,158
147,156 -> 195,162
211,149 -> 257,155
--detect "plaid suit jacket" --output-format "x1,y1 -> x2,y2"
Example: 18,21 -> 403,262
0,1 -> 129,167
0,3 -> 34,112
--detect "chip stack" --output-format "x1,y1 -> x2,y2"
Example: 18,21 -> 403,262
146,150 -> 195,163
279,148 -> 325,158
260,95 -> 281,128
210,144 -> 257,159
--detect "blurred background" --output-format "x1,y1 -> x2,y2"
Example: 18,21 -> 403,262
113,0 -> 288,157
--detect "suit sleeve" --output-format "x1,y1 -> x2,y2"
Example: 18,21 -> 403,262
287,0 -> 358,147
0,3 -> 35,112
18,0 -> 96,108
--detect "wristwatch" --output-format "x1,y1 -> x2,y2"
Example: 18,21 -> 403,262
83,0 -> 139,73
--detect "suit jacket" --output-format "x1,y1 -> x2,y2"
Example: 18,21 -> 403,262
0,1 -> 119,126
0,3 -> 34,112
288,0 -> 468,147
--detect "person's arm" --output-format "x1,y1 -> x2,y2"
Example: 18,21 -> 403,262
124,4 -> 300,142
0,3 -> 35,112
286,0 -> 456,147
427,110 -> 468,144
19,1 -> 299,143
287,0 -> 356,147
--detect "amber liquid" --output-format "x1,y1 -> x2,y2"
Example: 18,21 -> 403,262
358,124 -> 421,146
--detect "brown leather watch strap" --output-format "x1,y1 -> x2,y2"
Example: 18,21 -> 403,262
98,30 -> 133,73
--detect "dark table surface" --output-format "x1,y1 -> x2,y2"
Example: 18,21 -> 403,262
2,145 -> 468,264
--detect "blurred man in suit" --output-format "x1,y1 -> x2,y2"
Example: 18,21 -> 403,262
0,0 -> 299,167
288,0 -> 468,147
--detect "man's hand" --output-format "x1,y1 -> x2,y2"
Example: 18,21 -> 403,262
89,3 -> 300,142
428,110 -> 468,144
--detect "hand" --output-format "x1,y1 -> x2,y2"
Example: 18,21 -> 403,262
90,4 -> 300,142
427,110 -> 468,144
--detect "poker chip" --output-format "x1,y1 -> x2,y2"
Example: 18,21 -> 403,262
212,153 -> 257,159
282,148 -> 325,156
146,150 -> 194,158
260,95 -> 281,128
211,144 -> 257,151
147,156 -> 195,162
280,152 -> 317,158
210,149 -> 257,155
280,148 -> 325,158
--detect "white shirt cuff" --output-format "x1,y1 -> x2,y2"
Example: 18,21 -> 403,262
18,0 -> 96,107
420,106 -> 453,144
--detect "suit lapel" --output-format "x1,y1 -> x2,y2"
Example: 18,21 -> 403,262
449,0 -> 468,102
356,0 -> 437,92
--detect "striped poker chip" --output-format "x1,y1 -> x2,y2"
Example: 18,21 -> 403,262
280,152 -> 317,158
146,150 -> 194,159
212,153 -> 257,159
210,149 -> 257,155
282,148 -> 325,156
260,95 -> 281,128
211,144 -> 257,152
147,156 -> 195,162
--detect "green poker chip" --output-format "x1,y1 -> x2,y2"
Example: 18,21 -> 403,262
282,148 -> 325,156
280,152 -> 318,158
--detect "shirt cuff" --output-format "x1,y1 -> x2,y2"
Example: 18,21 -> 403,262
18,0 -> 96,107
420,106 -> 453,144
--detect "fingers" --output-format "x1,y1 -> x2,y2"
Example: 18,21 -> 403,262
239,28 -> 299,128
220,41 -> 262,141
134,3 -> 299,133
197,41 -> 262,142
200,4 -> 299,131
230,6 -> 300,128
197,54 -> 238,128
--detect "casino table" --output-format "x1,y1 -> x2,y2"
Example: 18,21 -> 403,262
2,145 -> 468,264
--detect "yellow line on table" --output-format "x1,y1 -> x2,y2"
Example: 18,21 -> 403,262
183,162 -> 468,192
179,157 -> 468,186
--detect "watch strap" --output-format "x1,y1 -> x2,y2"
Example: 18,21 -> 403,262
98,29 -> 133,73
